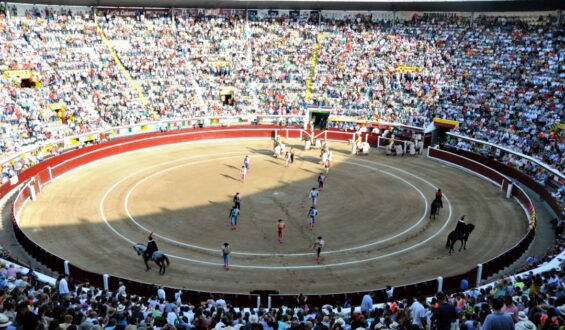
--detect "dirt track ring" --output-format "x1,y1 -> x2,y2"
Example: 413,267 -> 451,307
18,139 -> 527,294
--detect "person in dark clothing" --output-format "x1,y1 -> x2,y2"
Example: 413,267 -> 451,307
432,292 -> 457,330
455,216 -> 467,234
16,302 -> 39,330
233,192 -> 241,209
435,189 -> 444,208
144,232 -> 158,261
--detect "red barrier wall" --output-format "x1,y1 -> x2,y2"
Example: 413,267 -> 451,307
4,127 -> 539,306
428,147 -> 536,280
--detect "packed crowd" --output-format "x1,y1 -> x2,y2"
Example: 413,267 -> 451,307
0,7 -> 563,185
1,255 -> 565,330
0,6 -> 153,161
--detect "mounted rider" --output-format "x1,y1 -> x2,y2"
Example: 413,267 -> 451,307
435,188 -> 443,208
144,232 -> 158,261
455,216 -> 466,234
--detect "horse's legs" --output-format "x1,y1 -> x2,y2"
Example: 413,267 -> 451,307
463,238 -> 467,250
144,257 -> 150,271
459,239 -> 464,252
448,239 -> 454,254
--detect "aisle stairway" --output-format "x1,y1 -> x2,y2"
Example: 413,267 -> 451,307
304,32 -> 322,102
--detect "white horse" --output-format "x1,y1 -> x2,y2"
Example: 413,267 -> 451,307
274,143 -> 286,158
361,142 -> 370,155
321,151 -> 329,164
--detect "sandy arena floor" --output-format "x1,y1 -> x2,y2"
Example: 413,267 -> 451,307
18,139 -> 527,294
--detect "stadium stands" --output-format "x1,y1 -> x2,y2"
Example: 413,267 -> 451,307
0,5 -> 563,329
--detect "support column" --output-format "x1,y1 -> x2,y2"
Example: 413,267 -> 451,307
64,261 -> 70,275
506,182 -> 514,199
476,264 -> 483,285
28,183 -> 36,201
103,274 -> 109,290
437,276 -> 443,292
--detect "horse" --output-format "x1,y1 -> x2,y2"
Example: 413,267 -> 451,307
429,199 -> 441,219
133,243 -> 170,275
445,224 -> 475,255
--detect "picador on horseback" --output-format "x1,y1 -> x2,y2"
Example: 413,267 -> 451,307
446,215 -> 475,254
133,232 -> 170,274
435,189 -> 443,209
144,232 -> 158,261
455,216 -> 466,234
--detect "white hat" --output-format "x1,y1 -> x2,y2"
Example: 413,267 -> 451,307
516,320 -> 536,330
248,314 -> 258,323
374,323 -> 386,330
518,311 -> 528,321
0,313 -> 12,328
117,304 -> 126,313
560,305 -> 565,317
334,318 -> 345,326
389,322 -> 399,330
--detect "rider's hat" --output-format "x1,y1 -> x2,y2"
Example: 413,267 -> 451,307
148,232 -> 154,240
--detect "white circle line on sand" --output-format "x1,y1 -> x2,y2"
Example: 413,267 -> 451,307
99,152 -> 244,246
92,149 -> 453,269
123,156 -> 434,256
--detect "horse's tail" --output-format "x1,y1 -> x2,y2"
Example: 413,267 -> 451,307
445,234 -> 451,248
164,255 -> 170,266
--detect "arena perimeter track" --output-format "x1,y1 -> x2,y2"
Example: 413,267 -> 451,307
17,140 -> 526,295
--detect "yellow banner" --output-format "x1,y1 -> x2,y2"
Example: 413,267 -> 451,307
3,69 -> 33,79
48,103 -> 65,111
209,60 -> 231,68
396,65 -> 422,73
550,123 -> 565,133
433,118 -> 459,127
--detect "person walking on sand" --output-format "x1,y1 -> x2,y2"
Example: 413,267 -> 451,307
307,206 -> 318,231
233,192 -> 241,209
222,243 -> 231,270
313,236 -> 325,264
309,188 -> 319,207
240,166 -> 247,183
229,205 -> 240,230
276,219 -> 286,243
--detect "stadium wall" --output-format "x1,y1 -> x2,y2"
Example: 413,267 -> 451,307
5,125 -> 539,306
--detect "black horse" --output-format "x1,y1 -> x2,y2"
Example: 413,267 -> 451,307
133,243 -> 170,274
430,199 -> 442,219
446,223 -> 475,255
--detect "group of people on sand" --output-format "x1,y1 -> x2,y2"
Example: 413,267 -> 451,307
223,149 -> 329,269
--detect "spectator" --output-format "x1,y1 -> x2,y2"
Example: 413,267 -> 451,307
432,292 -> 457,330
482,298 -> 514,330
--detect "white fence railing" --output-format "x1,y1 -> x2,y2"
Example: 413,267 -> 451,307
447,132 -> 564,182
